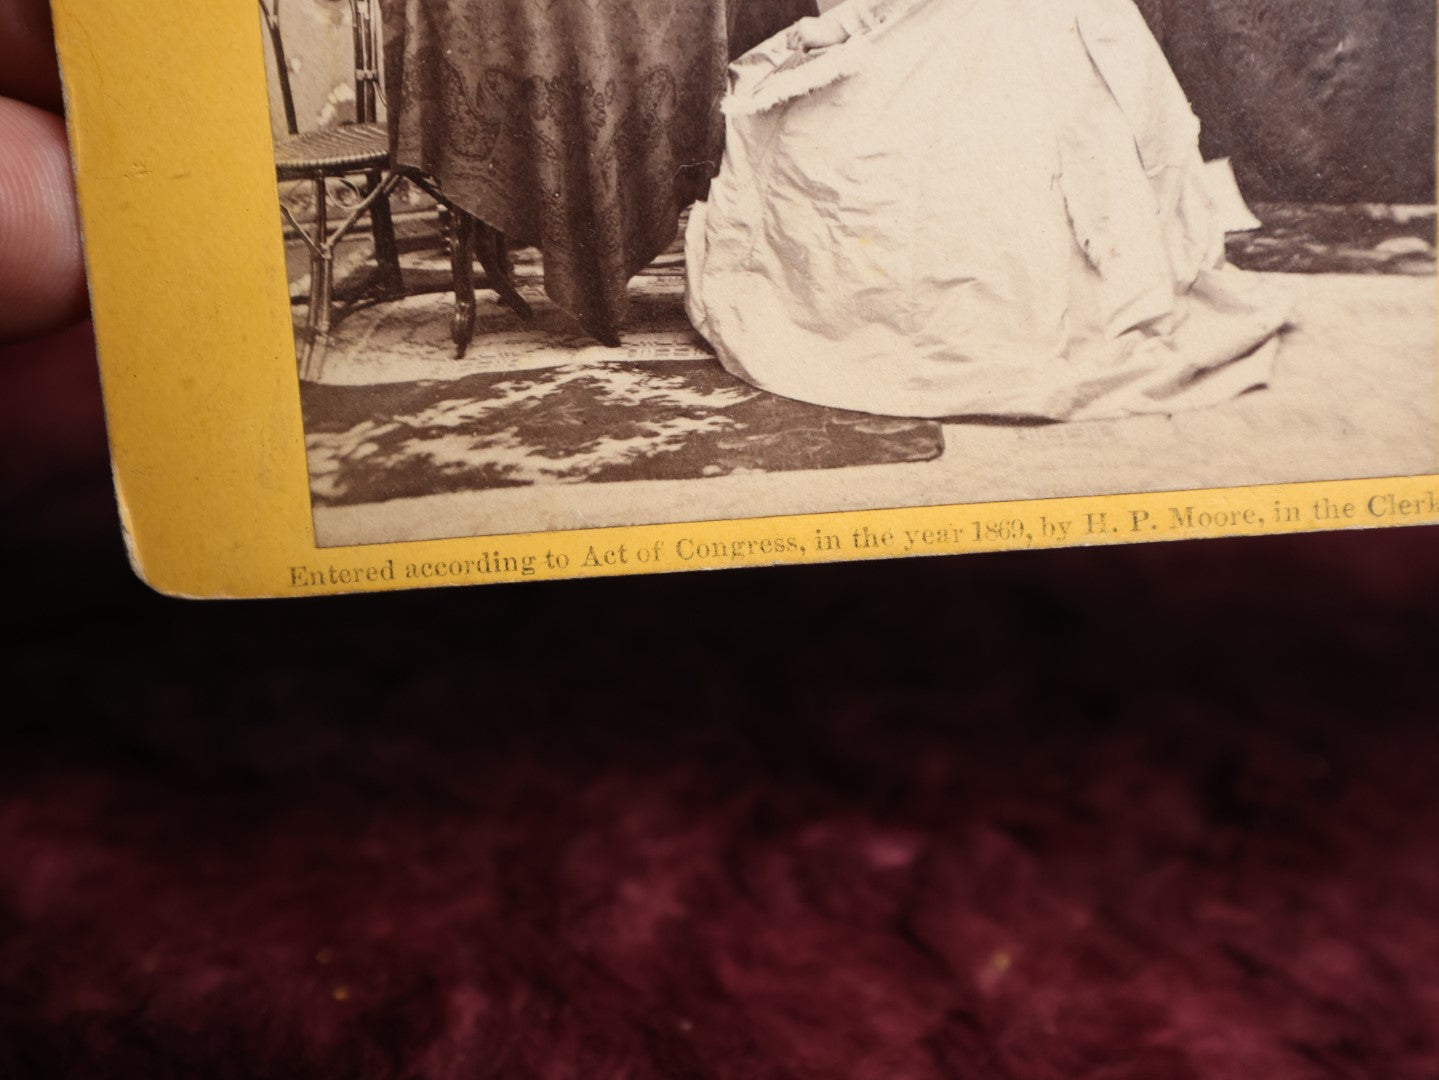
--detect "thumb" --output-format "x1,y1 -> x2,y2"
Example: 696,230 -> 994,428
0,97 -> 88,341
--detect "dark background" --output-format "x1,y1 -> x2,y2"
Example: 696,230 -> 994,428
1134,0 -> 1436,202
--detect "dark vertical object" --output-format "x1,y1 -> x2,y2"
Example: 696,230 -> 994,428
450,210 -> 476,359
352,0 -> 402,292
259,0 -> 299,134
307,175 -> 330,358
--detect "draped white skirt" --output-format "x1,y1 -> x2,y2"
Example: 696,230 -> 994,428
685,0 -> 1289,420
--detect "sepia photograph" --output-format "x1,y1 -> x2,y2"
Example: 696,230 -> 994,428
260,0 -> 1438,549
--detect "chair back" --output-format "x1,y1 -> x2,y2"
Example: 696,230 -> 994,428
259,0 -> 383,136
348,0 -> 382,125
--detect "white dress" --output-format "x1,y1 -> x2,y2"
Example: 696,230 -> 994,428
685,0 -> 1290,420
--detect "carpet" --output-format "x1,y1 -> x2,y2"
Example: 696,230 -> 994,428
1227,203 -> 1436,275
307,250 -> 714,387
302,360 -> 945,506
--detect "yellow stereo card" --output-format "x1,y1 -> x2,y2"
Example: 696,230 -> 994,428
52,0 -> 1438,597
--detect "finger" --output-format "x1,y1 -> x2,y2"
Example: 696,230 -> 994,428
0,96 -> 88,341
0,0 -> 63,111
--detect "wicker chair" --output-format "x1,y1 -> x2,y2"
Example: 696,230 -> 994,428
260,0 -> 530,377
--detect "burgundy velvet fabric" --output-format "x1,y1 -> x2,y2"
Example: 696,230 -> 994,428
4,327 -> 1439,1079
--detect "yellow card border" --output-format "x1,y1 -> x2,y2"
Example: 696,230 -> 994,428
50,0 -> 1439,598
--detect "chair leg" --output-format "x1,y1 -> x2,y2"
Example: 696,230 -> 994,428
312,243 -> 335,367
436,206 -> 453,255
450,209 -> 477,360
300,176 -> 332,380
475,224 -> 533,323
367,170 -> 403,295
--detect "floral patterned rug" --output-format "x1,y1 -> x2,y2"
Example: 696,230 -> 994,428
301,360 -> 944,507
1227,204 -> 1435,275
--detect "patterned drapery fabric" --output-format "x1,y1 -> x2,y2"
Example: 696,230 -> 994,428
381,0 -> 815,343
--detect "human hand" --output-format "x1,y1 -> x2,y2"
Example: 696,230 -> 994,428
1,0 -> 88,341
0,0 -> 104,513
786,16 -> 849,52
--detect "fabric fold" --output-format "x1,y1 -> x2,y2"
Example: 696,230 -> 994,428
687,0 -> 1290,421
